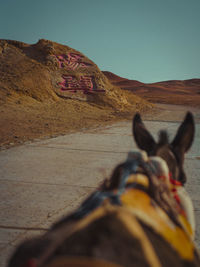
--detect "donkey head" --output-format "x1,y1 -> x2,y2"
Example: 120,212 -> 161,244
133,112 -> 195,184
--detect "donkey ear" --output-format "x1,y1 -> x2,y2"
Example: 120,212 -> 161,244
171,112 -> 195,153
133,113 -> 156,154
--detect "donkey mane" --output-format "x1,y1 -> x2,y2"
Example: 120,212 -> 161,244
158,130 -> 169,146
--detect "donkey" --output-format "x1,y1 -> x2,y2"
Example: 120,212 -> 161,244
8,112 -> 200,267
133,112 -> 195,185
133,111 -> 196,235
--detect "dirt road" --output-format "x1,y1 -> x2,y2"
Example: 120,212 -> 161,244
0,104 -> 200,266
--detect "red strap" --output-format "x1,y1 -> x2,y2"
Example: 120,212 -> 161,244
24,259 -> 37,267
169,173 -> 182,186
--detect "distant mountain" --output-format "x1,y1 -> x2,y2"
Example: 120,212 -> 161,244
102,71 -> 143,88
103,71 -> 200,107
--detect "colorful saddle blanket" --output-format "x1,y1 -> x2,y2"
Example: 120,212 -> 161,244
38,150 -> 197,265
13,150 -> 200,267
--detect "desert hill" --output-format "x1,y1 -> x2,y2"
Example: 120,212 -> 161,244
103,71 -> 143,88
103,71 -> 200,107
0,39 -> 148,109
0,39 -> 150,147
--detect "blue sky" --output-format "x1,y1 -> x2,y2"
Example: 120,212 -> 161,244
0,0 -> 200,83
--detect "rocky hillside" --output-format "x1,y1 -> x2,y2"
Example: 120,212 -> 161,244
103,71 -> 200,107
0,39 -> 151,148
0,39 -> 148,111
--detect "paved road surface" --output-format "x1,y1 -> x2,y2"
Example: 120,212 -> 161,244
0,104 -> 200,266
